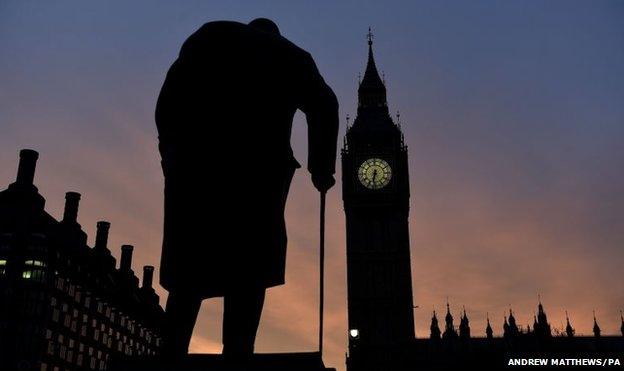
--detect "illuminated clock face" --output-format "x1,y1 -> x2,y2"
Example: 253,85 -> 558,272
358,158 -> 392,189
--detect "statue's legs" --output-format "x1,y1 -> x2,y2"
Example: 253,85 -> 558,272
222,287 -> 266,357
162,291 -> 202,361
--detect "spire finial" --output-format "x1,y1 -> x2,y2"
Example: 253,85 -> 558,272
367,27 -> 373,46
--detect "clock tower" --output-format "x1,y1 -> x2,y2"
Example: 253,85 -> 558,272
342,30 -> 415,370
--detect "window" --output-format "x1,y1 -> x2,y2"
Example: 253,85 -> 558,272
0,259 -> 6,275
23,260 -> 46,282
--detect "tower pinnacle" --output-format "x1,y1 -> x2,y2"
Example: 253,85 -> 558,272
593,311 -> 601,338
358,27 -> 387,110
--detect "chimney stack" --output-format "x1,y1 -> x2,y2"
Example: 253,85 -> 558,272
120,245 -> 133,272
142,266 -> 154,289
95,221 -> 110,250
62,192 -> 81,223
16,149 -> 39,186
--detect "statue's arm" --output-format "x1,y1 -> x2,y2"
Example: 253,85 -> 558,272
298,53 -> 339,179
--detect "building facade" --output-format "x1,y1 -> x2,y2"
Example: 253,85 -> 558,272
342,32 -> 624,371
0,150 -> 164,371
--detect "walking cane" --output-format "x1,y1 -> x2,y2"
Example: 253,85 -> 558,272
319,191 -> 326,356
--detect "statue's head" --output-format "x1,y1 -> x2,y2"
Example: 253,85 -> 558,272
249,18 -> 281,36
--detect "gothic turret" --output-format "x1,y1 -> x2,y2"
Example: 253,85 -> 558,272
593,312 -> 601,338
565,311 -> 575,338
534,299 -> 552,339
508,309 -> 519,337
430,311 -> 441,340
443,302 -> 458,339
486,314 -> 493,339
459,306 -> 470,340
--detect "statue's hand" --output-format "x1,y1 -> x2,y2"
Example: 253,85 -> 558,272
312,173 -> 335,193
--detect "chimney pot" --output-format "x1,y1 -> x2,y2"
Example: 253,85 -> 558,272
16,149 -> 39,186
62,192 -> 81,223
120,244 -> 133,272
95,221 -> 110,250
142,265 -> 154,289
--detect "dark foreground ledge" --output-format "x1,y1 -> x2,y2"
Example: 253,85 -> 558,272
109,352 -> 336,371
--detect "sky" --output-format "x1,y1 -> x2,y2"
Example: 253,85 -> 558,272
1,0 -> 623,369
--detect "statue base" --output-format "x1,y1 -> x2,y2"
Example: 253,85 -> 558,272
110,352 -> 335,371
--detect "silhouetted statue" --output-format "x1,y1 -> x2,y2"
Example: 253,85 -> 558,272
155,18 -> 339,362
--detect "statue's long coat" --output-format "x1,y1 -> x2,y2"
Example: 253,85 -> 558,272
155,21 -> 338,298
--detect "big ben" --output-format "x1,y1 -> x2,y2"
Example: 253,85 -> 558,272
342,30 -> 415,371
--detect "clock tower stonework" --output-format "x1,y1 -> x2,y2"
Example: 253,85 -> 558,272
342,31 -> 415,371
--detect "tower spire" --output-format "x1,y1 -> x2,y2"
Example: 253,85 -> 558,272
459,305 -> 470,340
430,310 -> 441,340
565,311 -> 575,338
443,300 -> 458,339
593,310 -> 601,338
358,27 -> 387,110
